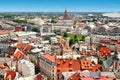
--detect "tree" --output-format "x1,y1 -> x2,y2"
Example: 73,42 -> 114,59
92,18 -> 97,22
63,32 -> 68,37
81,36 -> 85,41
44,36 -> 50,40
74,35 -> 78,42
32,28 -> 39,32
73,20 -> 77,25
13,19 -> 27,23
51,19 -> 57,23
69,38 -> 74,46
28,22 -> 35,25
104,20 -> 109,24
74,35 -> 77,38
54,30 -> 57,34
98,60 -> 103,65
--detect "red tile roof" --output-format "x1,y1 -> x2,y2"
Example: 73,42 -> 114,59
0,63 -> 10,69
67,73 -> 81,80
99,76 -> 116,80
29,39 -> 38,43
68,72 -> 116,80
41,54 -> 56,62
91,64 -> 100,72
81,59 -> 100,71
56,58 -> 80,74
0,30 -> 8,35
13,48 -> 24,60
99,40 -> 111,44
81,60 -> 92,70
15,43 -> 33,52
4,70 -> 16,80
34,74 -> 42,80
59,38 -> 72,52
99,47 -> 111,56
75,23 -> 85,27
80,77 -> 94,80
117,39 -> 120,44
13,48 -> 30,61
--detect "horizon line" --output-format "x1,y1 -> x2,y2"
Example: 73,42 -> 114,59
0,11 -> 120,13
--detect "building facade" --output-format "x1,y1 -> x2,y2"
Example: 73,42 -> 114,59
39,54 -> 56,80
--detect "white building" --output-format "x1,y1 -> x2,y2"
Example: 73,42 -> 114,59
15,31 -> 37,38
17,59 -> 35,77
50,37 -> 58,43
77,29 -> 88,35
27,17 -> 44,26
53,20 -> 73,32
40,25 -> 55,36
0,30 -> 10,41
102,13 -> 120,18
39,54 -> 56,80
62,72 -> 75,80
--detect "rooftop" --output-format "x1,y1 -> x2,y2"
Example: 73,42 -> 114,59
0,30 -> 8,35
15,43 -> 33,52
56,58 -> 80,74
41,53 -> 56,62
13,48 -> 24,60
4,70 -> 16,80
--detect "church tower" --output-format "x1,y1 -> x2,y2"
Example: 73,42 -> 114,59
63,9 -> 68,20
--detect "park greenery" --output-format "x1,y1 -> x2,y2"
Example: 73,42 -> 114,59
63,32 -> 85,46
44,36 -> 51,40
13,19 -> 27,23
31,28 -> 40,32
51,17 -> 57,23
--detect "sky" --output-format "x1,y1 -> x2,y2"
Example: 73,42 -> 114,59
0,0 -> 120,12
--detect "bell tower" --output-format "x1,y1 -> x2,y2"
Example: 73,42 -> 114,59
63,9 -> 68,20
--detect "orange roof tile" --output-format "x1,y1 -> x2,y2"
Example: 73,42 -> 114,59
41,54 -> 56,62
78,76 -> 116,80
0,30 -> 8,35
29,39 -> 38,43
81,59 -> 101,72
0,63 -> 10,69
16,43 -> 26,49
16,43 -> 33,52
99,76 -> 116,80
75,23 -> 85,27
13,48 -> 24,60
67,73 -> 81,80
23,44 -> 33,52
80,77 -> 94,80
34,74 -> 42,80
100,40 -> 111,44
4,70 -> 16,80
56,58 -> 80,74
91,64 -> 100,72
81,60 -> 92,70
59,38 -> 72,52
99,47 -> 111,56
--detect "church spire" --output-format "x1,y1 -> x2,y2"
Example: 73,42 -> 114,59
63,9 -> 68,20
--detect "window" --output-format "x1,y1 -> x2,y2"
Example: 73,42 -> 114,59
52,70 -> 54,72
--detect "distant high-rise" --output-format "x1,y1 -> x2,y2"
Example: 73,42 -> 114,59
63,9 -> 69,20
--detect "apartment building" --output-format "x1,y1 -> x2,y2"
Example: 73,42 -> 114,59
39,54 -> 56,80
17,59 -> 35,77
39,53 -> 81,80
